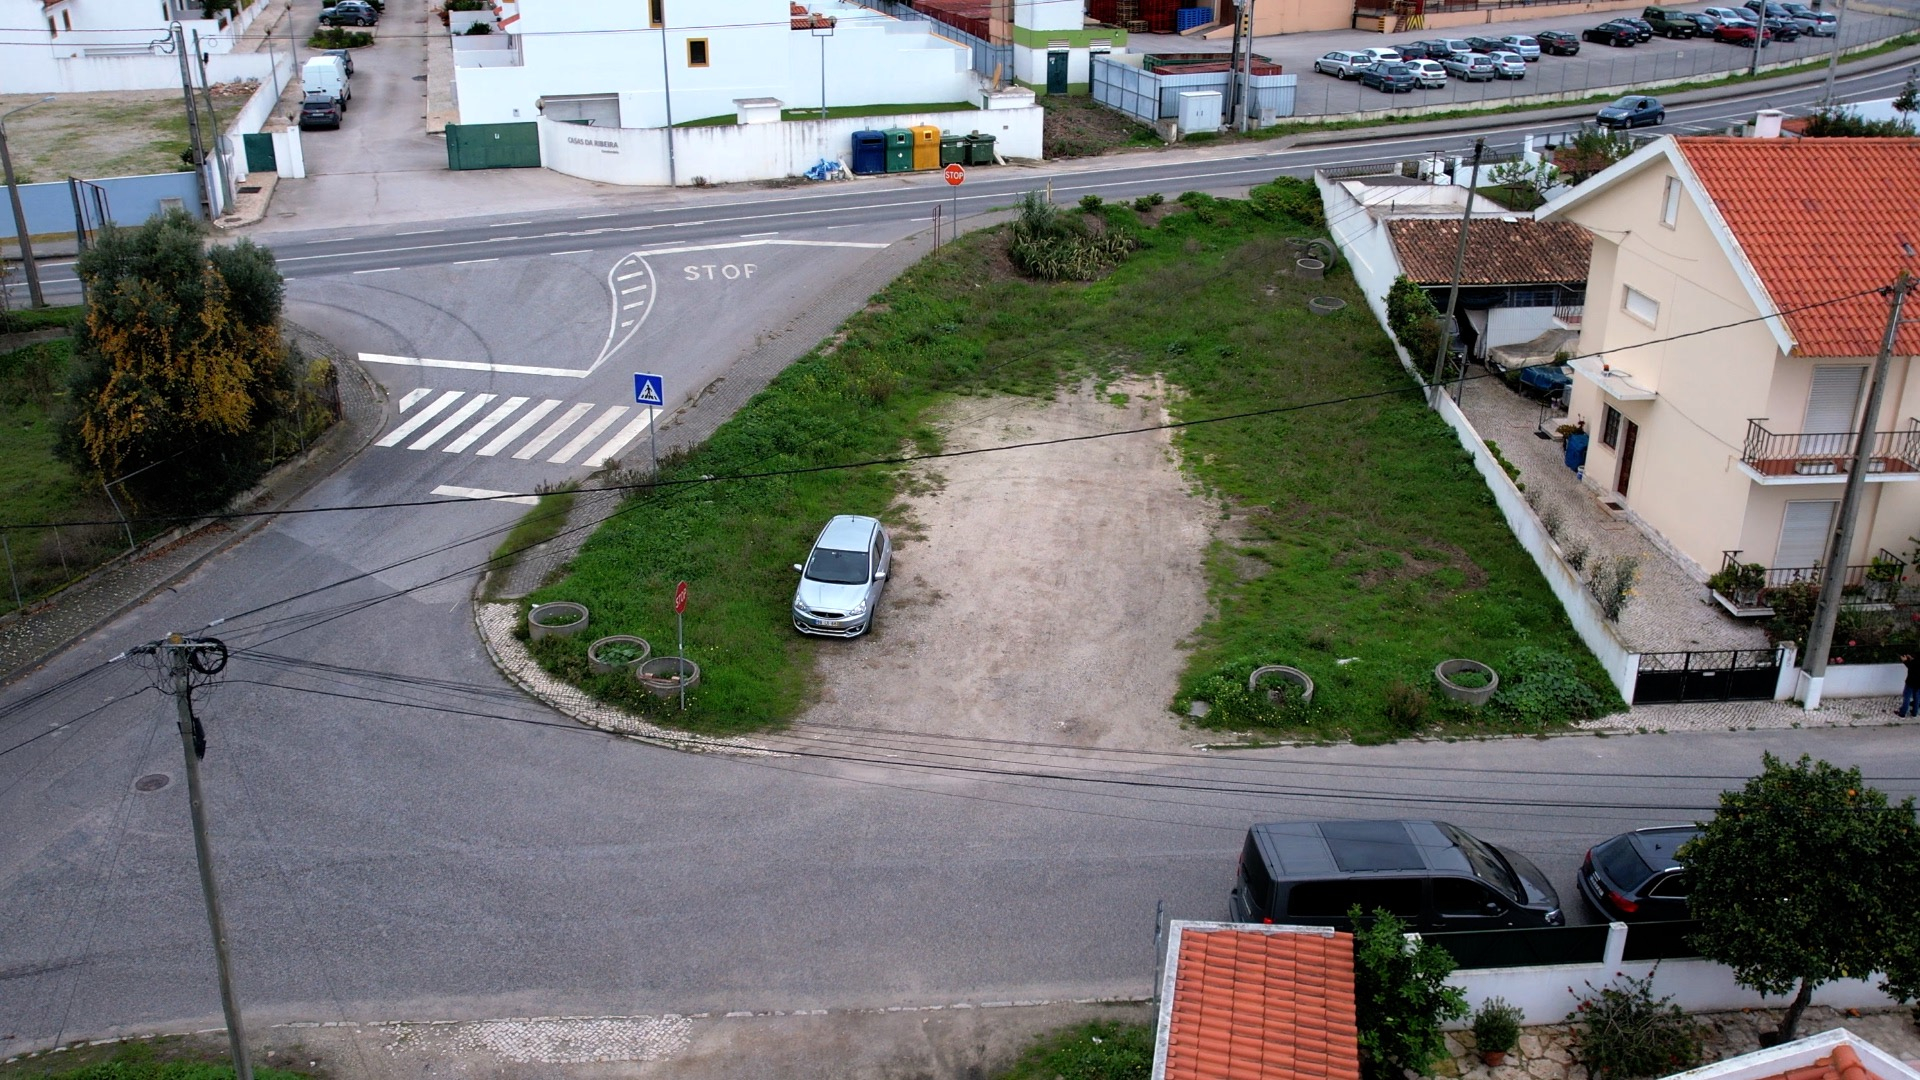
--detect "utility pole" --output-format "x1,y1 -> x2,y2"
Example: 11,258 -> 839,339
1238,0 -> 1258,132
194,30 -> 233,216
1226,0 -> 1244,130
171,24 -> 214,217
152,634 -> 254,1080
1428,137 -> 1485,407
0,97 -> 54,310
1817,0 -> 1852,110
1801,273 -> 1914,709
1750,2 -> 1766,77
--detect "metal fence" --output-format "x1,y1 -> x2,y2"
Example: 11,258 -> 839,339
1092,55 -> 1299,121
842,0 -> 1014,80
1422,923 -> 1612,969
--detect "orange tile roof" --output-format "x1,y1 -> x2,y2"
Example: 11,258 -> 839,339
1749,1044 -> 1883,1080
1388,218 -> 1593,287
791,3 -> 836,29
1162,927 -> 1361,1080
1673,137 -> 1920,358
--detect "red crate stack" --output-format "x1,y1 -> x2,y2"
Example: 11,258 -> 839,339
1139,0 -> 1180,31
1088,0 -> 1119,22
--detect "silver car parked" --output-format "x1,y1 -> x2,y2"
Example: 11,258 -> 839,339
792,515 -> 892,637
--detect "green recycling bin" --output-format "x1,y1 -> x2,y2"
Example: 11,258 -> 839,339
939,134 -> 967,167
964,132 -> 997,166
883,128 -> 913,173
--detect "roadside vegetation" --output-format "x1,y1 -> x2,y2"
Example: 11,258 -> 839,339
525,179 -> 1618,738
0,91 -> 193,180
993,1020 -> 1153,1080
1042,92 -> 1160,157
0,1037 -> 315,1080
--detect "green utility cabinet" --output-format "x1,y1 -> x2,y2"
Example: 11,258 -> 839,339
882,128 -> 913,173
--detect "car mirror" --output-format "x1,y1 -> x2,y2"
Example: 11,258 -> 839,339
873,570 -> 887,581
793,563 -> 804,573
1484,900 -> 1503,915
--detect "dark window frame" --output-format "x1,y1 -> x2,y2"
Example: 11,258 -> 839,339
687,37 -> 709,67
649,0 -> 663,28
1602,405 -> 1623,449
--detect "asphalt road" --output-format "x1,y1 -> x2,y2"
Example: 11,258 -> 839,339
3,54 -> 1919,1056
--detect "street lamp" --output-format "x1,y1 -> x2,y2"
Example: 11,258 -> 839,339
813,19 -> 835,121
1,96 -> 54,310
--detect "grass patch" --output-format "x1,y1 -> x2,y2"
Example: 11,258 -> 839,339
0,304 -> 84,334
995,1020 -> 1154,1080
676,102 -> 977,127
0,1036 -> 317,1079
0,93 -> 195,181
486,485 -> 578,595
533,184 -> 1619,739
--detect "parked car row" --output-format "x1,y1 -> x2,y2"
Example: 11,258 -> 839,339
1224,819 -> 1704,934
1315,35 -> 1541,91
297,51 -> 353,131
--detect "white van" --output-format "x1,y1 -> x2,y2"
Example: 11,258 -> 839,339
301,55 -> 350,107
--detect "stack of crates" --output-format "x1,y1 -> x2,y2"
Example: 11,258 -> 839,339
883,128 -> 913,173
1175,5 -> 1212,30
1140,0 -> 1179,31
910,125 -> 941,171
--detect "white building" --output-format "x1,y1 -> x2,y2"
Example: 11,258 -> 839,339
453,0 -> 980,128
1,0 -> 268,92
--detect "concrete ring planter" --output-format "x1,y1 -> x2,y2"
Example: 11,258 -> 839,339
587,634 -> 650,675
528,601 -> 589,641
1434,659 -> 1499,706
1249,664 -> 1314,705
637,656 -> 701,698
1296,258 -> 1326,279
1286,236 -> 1314,251
1309,296 -> 1346,316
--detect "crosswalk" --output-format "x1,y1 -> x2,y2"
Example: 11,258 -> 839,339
378,388 -> 655,466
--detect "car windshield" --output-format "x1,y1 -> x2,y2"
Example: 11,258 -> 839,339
1594,835 -> 1656,891
805,547 -> 869,585
1611,97 -> 1641,108
1448,828 -> 1524,899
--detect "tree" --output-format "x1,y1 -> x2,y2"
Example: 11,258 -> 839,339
1552,127 -> 1632,183
1801,106 -> 1917,137
1385,275 -> 1444,370
60,209 -> 299,512
1349,905 -> 1468,1080
1892,69 -> 1918,117
1680,753 -> 1920,1041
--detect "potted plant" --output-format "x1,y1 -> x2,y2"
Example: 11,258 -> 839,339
1472,996 -> 1523,1067
1866,556 -> 1902,602
587,635 -> 649,675
1708,562 -> 1767,607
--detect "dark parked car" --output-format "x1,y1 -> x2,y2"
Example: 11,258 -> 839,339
298,96 -> 342,130
1359,62 -> 1420,91
1535,29 -> 1581,54
1578,826 -> 1700,922
319,0 -> 378,25
1229,819 -> 1565,933
1684,13 -> 1723,33
1584,21 -> 1639,45
321,47 -> 354,75
1465,35 -> 1506,52
1618,16 -> 1656,40
1391,41 -> 1438,58
1642,6 -> 1698,37
1596,93 -> 1665,127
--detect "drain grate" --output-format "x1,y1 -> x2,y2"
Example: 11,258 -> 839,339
134,773 -> 170,792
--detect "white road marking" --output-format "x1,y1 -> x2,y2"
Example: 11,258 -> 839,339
551,249 -> 591,256
397,388 -> 433,412
410,393 -> 497,450
489,220 -> 533,227
359,352 -> 590,378
431,485 -> 540,507
454,258 -> 500,265
444,396 -> 529,452
394,228 -> 444,236
376,390 -> 464,447
353,267 -> 401,274
306,237 -> 355,243
616,270 -> 646,281
549,406 -> 629,464
740,231 -> 778,237
588,409 -> 654,467
477,399 -> 561,457
513,402 -> 595,460
577,212 -> 617,219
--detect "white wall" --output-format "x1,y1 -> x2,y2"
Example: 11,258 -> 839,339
0,45 -> 277,93
538,104 -> 1041,186
1487,305 -> 1559,350
1791,660 -> 1904,701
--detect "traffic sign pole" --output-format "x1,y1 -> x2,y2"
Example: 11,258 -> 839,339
635,373 -> 666,477
944,163 -> 965,245
674,580 -> 688,710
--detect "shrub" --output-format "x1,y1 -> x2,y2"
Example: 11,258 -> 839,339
1588,553 -> 1639,621
1492,647 -> 1605,726
1386,275 -> 1444,367
1472,997 -> 1524,1056
1007,191 -> 1138,281
1566,972 -> 1702,1080
999,1020 -> 1153,1080
1078,193 -> 1104,212
1248,176 -> 1326,228
309,26 -> 372,46
462,20 -> 491,33
1180,657 -> 1316,730
1382,678 -> 1428,732
1351,905 -> 1467,1080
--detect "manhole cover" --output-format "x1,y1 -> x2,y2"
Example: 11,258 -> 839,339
134,773 -> 170,792
412,74 -> 427,81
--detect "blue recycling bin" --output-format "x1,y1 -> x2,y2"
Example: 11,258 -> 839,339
850,130 -> 887,176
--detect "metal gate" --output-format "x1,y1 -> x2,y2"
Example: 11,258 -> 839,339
1632,649 -> 1781,704
242,132 -> 276,172
444,122 -> 541,171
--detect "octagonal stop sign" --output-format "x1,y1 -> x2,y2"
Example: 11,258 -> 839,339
944,163 -> 965,186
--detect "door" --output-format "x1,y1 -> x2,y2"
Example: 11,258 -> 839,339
1046,50 -> 1069,95
1615,418 -> 1639,497
1430,877 -> 1512,930
1802,365 -> 1866,459
1775,500 -> 1837,569
242,132 -> 276,172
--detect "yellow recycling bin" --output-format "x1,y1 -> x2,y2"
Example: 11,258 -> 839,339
910,125 -> 941,171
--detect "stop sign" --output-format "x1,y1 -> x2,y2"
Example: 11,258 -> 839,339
944,163 -> 965,186
674,580 -> 688,614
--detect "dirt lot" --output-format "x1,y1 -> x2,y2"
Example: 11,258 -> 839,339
0,91 -> 199,182
796,377 -> 1214,751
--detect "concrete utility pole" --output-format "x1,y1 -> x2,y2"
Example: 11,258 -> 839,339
1428,137 -> 1485,407
1800,272 -> 1914,709
194,30 -> 233,216
1238,0 -> 1257,132
172,24 -> 215,217
154,634 -> 254,1080
1817,0 -> 1852,110
0,97 -> 54,310
1226,0 -> 1244,129
1750,3 -> 1766,77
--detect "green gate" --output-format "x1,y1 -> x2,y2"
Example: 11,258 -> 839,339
444,122 -> 541,170
242,132 -> 276,172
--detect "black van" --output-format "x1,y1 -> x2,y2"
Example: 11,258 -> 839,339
1228,819 -> 1564,932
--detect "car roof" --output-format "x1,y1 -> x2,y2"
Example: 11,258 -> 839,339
815,514 -> 879,550
1251,819 -> 1474,877
1626,825 -> 1700,870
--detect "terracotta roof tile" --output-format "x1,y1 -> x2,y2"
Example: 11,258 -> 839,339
1673,137 -> 1920,357
1387,218 -> 1593,287
790,3 -> 836,29
1162,927 -> 1361,1080
1747,1046 -> 1886,1080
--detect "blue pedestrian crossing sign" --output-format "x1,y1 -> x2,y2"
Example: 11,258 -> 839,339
633,372 -> 665,408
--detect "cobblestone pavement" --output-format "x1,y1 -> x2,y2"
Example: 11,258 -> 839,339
0,330 -> 383,684
1436,1006 -> 1920,1080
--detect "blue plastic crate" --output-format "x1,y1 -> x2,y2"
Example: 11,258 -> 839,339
1175,6 -> 1212,30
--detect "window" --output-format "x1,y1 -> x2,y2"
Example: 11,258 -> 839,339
1602,406 -> 1622,449
1287,878 -> 1422,918
1648,872 -> 1688,899
47,14 -> 56,34
1622,284 -> 1659,327
1433,878 -> 1500,916
1660,175 -> 1681,228
648,0 -> 662,28
686,37 -> 708,67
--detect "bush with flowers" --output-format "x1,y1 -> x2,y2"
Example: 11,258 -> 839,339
1565,971 -> 1702,1080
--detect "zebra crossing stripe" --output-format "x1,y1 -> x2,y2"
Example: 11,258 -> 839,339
377,391 -> 464,447
514,402 -> 595,460
549,406 -> 629,464
587,409 -> 654,467
397,388 -> 433,412
410,394 -> 496,450
443,396 -> 529,453
477,399 -> 561,457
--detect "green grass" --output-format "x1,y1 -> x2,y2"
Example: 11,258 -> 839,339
677,101 -> 977,126
0,304 -> 84,334
0,1036 -> 315,1079
533,187 -> 1619,740
0,339 -> 81,526
487,486 -> 577,597
995,1020 -> 1153,1080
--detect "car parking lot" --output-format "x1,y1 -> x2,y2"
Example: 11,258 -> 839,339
1127,0 -> 1920,119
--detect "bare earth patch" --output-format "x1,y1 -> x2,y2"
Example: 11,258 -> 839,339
796,378 -> 1213,751
0,91 -> 194,183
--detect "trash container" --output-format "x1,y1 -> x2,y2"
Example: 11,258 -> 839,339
883,128 -> 913,173
939,134 -> 967,166
964,132 -> 997,166
910,124 -> 941,170
850,130 -> 886,175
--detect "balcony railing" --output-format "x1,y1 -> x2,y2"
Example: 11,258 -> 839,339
1740,418 -> 1920,479
1552,304 -> 1583,328
1711,548 -> 1907,616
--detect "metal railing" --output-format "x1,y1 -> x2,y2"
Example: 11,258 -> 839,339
1718,548 -> 1906,595
1741,417 -> 1920,478
841,0 -> 1014,80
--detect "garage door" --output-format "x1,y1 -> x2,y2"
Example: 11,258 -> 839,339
445,122 -> 541,170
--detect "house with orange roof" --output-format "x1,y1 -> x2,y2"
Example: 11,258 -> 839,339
1150,920 -> 1361,1080
1535,135 -> 1920,616
1658,1026 -> 1920,1080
